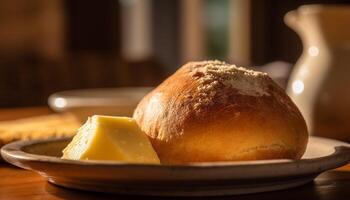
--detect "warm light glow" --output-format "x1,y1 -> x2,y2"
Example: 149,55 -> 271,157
54,97 -> 67,108
308,46 -> 319,57
292,80 -> 304,94
299,66 -> 309,77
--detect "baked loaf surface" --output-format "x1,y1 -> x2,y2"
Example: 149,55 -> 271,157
133,61 -> 308,164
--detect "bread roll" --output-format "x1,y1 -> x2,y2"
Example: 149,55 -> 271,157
133,61 -> 308,164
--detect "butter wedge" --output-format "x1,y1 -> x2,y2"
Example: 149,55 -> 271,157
62,115 -> 160,164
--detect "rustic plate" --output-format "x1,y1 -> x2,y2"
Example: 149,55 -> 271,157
1,136 -> 350,196
48,87 -> 152,120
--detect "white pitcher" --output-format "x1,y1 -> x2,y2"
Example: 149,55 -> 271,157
285,5 -> 350,141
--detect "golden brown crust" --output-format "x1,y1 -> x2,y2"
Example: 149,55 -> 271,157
133,61 -> 308,164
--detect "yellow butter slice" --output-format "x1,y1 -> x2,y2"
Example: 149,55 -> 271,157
62,115 -> 160,164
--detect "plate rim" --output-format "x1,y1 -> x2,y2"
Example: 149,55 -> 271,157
48,87 -> 153,110
2,136 -> 349,196
1,136 -> 350,169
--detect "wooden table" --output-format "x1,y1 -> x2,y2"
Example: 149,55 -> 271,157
1,107 -> 350,199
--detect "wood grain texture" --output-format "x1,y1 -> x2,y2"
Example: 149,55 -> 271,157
0,106 -> 52,121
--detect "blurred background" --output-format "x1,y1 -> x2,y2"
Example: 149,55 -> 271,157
0,0 -> 349,108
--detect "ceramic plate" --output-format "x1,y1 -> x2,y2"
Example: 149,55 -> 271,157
48,87 -> 152,120
1,136 -> 350,196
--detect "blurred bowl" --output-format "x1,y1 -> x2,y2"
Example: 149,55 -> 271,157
48,87 -> 152,121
